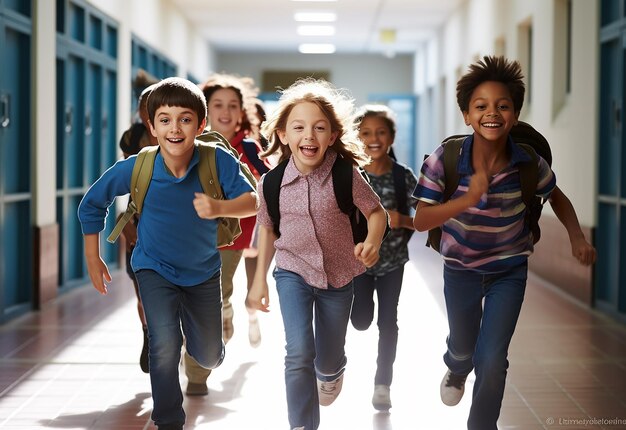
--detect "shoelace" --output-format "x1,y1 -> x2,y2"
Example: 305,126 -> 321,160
445,373 -> 467,389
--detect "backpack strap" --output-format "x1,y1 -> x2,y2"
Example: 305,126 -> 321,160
425,137 -> 463,251
441,137 -> 464,202
331,156 -> 355,216
392,162 -> 408,215
198,130 -> 258,191
516,143 -> 539,208
196,142 -> 221,199
263,159 -> 289,237
106,146 -> 158,243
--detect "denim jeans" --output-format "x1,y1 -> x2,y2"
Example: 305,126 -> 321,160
351,266 -> 404,386
443,263 -> 527,430
136,269 -> 225,428
274,269 -> 354,430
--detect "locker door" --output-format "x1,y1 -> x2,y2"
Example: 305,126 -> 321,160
58,54 -> 87,288
0,16 -> 32,321
597,1 -> 626,318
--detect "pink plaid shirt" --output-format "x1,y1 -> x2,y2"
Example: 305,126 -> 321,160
257,151 -> 382,289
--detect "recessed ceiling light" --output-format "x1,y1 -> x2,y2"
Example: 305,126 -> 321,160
294,12 -> 337,22
298,43 -> 336,54
297,25 -> 335,36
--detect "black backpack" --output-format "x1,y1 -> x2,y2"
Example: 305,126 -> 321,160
426,121 -> 552,252
391,161 -> 415,242
263,155 -> 390,244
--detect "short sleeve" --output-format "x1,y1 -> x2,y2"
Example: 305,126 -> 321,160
412,145 -> 446,205
536,156 -> 556,199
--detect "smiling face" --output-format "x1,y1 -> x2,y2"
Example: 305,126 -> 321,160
149,105 -> 206,166
277,101 -> 338,174
463,80 -> 520,144
358,115 -> 394,161
207,87 -> 243,140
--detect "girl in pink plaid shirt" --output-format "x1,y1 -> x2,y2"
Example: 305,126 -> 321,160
247,78 -> 387,430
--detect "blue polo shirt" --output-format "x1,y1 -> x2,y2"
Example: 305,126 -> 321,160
78,145 -> 254,286
413,135 -> 556,273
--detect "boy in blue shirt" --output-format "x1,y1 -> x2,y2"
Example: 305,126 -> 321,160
78,77 -> 257,430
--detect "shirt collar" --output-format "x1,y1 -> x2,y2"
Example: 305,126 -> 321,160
282,150 -> 337,185
457,134 -> 533,175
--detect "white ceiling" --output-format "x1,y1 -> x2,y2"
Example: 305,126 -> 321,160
170,0 -> 464,55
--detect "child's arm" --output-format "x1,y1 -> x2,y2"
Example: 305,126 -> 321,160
387,210 -> 415,230
548,186 -> 596,265
84,233 -> 112,295
193,191 -> 258,219
413,167 -> 489,231
354,205 -> 388,268
246,225 -> 276,313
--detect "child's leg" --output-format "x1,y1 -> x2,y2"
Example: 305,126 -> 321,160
244,256 -> 261,347
313,281 -> 354,382
442,267 -> 485,377
274,269 -> 318,430
218,249 -> 243,342
135,270 -> 186,429
467,264 -> 527,430
350,273 -> 376,330
373,266 -> 404,387
180,270 -> 225,370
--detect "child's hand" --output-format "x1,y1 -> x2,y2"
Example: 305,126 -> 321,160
246,281 -> 270,313
571,236 -> 597,266
86,256 -> 112,295
193,192 -> 221,219
354,242 -> 380,268
466,165 -> 489,207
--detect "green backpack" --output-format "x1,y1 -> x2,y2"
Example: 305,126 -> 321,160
426,121 -> 552,253
107,130 -> 257,248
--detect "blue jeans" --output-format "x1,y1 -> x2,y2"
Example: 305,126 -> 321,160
274,269 -> 354,430
351,266 -> 404,386
443,263 -> 527,430
136,270 -> 225,428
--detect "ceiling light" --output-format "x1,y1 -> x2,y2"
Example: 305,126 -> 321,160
291,0 -> 337,2
294,12 -> 337,22
379,28 -> 396,44
297,25 -> 335,36
298,43 -> 336,54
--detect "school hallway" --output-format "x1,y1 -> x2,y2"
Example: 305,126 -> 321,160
1,232 -> 625,430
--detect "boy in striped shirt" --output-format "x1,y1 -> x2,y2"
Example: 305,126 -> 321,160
412,56 -> 594,430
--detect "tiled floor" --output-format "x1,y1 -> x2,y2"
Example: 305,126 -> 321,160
1,232 -> 626,429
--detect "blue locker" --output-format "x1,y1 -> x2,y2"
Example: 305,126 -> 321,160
0,11 -> 32,322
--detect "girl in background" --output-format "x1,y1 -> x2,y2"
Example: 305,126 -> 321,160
351,104 -> 418,411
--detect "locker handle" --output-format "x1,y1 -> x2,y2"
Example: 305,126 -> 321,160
85,111 -> 92,136
65,105 -> 73,133
1,94 -> 10,128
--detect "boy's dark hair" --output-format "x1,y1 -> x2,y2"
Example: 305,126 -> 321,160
353,104 -> 397,141
456,55 -> 525,113
147,77 -> 207,125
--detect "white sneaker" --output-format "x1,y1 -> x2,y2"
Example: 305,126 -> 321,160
317,374 -> 344,406
372,384 -> 391,411
292,427 -> 305,430
440,369 -> 467,406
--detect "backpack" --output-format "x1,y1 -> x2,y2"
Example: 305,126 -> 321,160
391,161 -> 415,242
107,130 -> 257,248
426,121 -> 552,253
263,155 -> 390,244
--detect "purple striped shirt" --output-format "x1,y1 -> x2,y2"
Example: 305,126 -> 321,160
413,135 -> 556,273
257,151 -> 382,288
